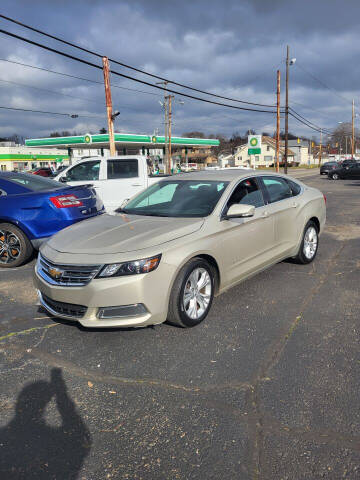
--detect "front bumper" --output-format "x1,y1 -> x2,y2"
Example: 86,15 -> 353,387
34,261 -> 176,328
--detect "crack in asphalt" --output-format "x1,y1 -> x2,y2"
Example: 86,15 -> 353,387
246,243 -> 346,480
0,323 -> 58,342
5,343 -> 253,394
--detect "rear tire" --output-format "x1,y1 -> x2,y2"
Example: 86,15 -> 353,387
293,220 -> 319,265
167,257 -> 215,328
0,223 -> 33,268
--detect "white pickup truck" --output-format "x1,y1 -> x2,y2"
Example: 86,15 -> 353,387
55,156 -> 166,213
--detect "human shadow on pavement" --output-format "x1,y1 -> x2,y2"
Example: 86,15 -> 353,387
0,368 -> 91,479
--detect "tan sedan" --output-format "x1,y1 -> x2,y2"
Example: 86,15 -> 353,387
34,170 -> 326,328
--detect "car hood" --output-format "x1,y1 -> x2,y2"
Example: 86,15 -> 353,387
46,213 -> 205,254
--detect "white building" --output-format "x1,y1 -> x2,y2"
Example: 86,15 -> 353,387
234,136 -> 296,168
288,139 -> 316,165
0,143 -> 70,172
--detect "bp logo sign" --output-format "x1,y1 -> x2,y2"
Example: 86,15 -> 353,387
248,135 -> 261,155
151,135 -> 157,143
84,134 -> 92,144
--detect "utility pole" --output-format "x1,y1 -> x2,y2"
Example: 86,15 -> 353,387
318,129 -> 323,167
276,69 -> 281,172
157,81 -> 170,173
352,99 -> 355,157
102,56 -> 116,156
167,94 -> 174,174
284,45 -> 289,174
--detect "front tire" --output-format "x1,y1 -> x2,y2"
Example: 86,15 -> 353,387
0,223 -> 33,268
330,172 -> 340,180
167,258 -> 215,328
293,221 -> 319,265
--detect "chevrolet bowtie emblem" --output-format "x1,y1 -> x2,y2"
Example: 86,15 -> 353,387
48,267 -> 63,280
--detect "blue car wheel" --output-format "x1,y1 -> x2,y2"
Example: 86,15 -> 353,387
0,223 -> 34,268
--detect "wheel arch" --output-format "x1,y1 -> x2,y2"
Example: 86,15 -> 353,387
193,254 -> 221,294
308,216 -> 320,233
0,218 -> 33,239
172,253 -> 221,295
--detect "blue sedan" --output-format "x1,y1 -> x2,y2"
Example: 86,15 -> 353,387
0,172 -> 104,268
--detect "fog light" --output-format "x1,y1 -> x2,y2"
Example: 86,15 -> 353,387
97,304 -> 147,319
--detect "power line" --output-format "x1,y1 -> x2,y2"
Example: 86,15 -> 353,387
0,14 -> 277,108
0,58 -> 162,97
0,77 -> 138,110
0,28 -> 280,114
289,107 -> 332,132
294,62 -> 352,106
0,77 -> 100,103
289,110 -> 332,134
0,105 -> 104,118
291,108 -> 332,134
290,100 -> 338,121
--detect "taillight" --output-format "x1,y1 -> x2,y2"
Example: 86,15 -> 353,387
50,194 -> 83,208
323,194 -> 327,204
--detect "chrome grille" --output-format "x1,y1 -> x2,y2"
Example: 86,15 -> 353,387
37,253 -> 101,287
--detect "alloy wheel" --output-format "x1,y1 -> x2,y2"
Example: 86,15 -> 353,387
303,226 -> 318,260
0,229 -> 21,264
183,267 -> 212,320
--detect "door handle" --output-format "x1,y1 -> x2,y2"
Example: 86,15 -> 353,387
261,211 -> 269,218
131,183 -> 142,186
292,202 -> 298,208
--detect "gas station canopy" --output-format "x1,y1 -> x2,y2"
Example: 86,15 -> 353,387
25,133 -> 219,149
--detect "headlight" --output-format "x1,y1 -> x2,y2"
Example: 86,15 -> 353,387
97,254 -> 162,278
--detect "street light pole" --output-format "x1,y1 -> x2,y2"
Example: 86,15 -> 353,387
352,99 -> 355,157
167,94 -> 174,174
276,69 -> 281,173
284,45 -> 289,174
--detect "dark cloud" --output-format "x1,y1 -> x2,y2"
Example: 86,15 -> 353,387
0,0 -> 359,140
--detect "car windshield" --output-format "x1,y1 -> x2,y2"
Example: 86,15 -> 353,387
6,173 -> 63,191
121,180 -> 229,217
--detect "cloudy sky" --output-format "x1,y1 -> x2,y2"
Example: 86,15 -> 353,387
0,0 -> 359,141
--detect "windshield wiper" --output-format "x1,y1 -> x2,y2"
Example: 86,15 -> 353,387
138,213 -> 170,217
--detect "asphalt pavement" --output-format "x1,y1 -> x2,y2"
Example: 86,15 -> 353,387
0,172 -> 359,479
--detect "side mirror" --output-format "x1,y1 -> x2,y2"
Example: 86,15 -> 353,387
59,176 -> 68,182
224,203 -> 255,219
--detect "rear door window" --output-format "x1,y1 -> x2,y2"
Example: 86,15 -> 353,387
5,173 -> 62,192
285,179 -> 301,196
107,159 -> 139,179
262,177 -> 293,203
66,161 -> 100,181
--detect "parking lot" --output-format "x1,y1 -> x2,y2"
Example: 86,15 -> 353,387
0,172 -> 359,479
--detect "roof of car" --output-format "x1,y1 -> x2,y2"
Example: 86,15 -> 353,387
0,171 -> 34,177
168,168 -> 292,182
